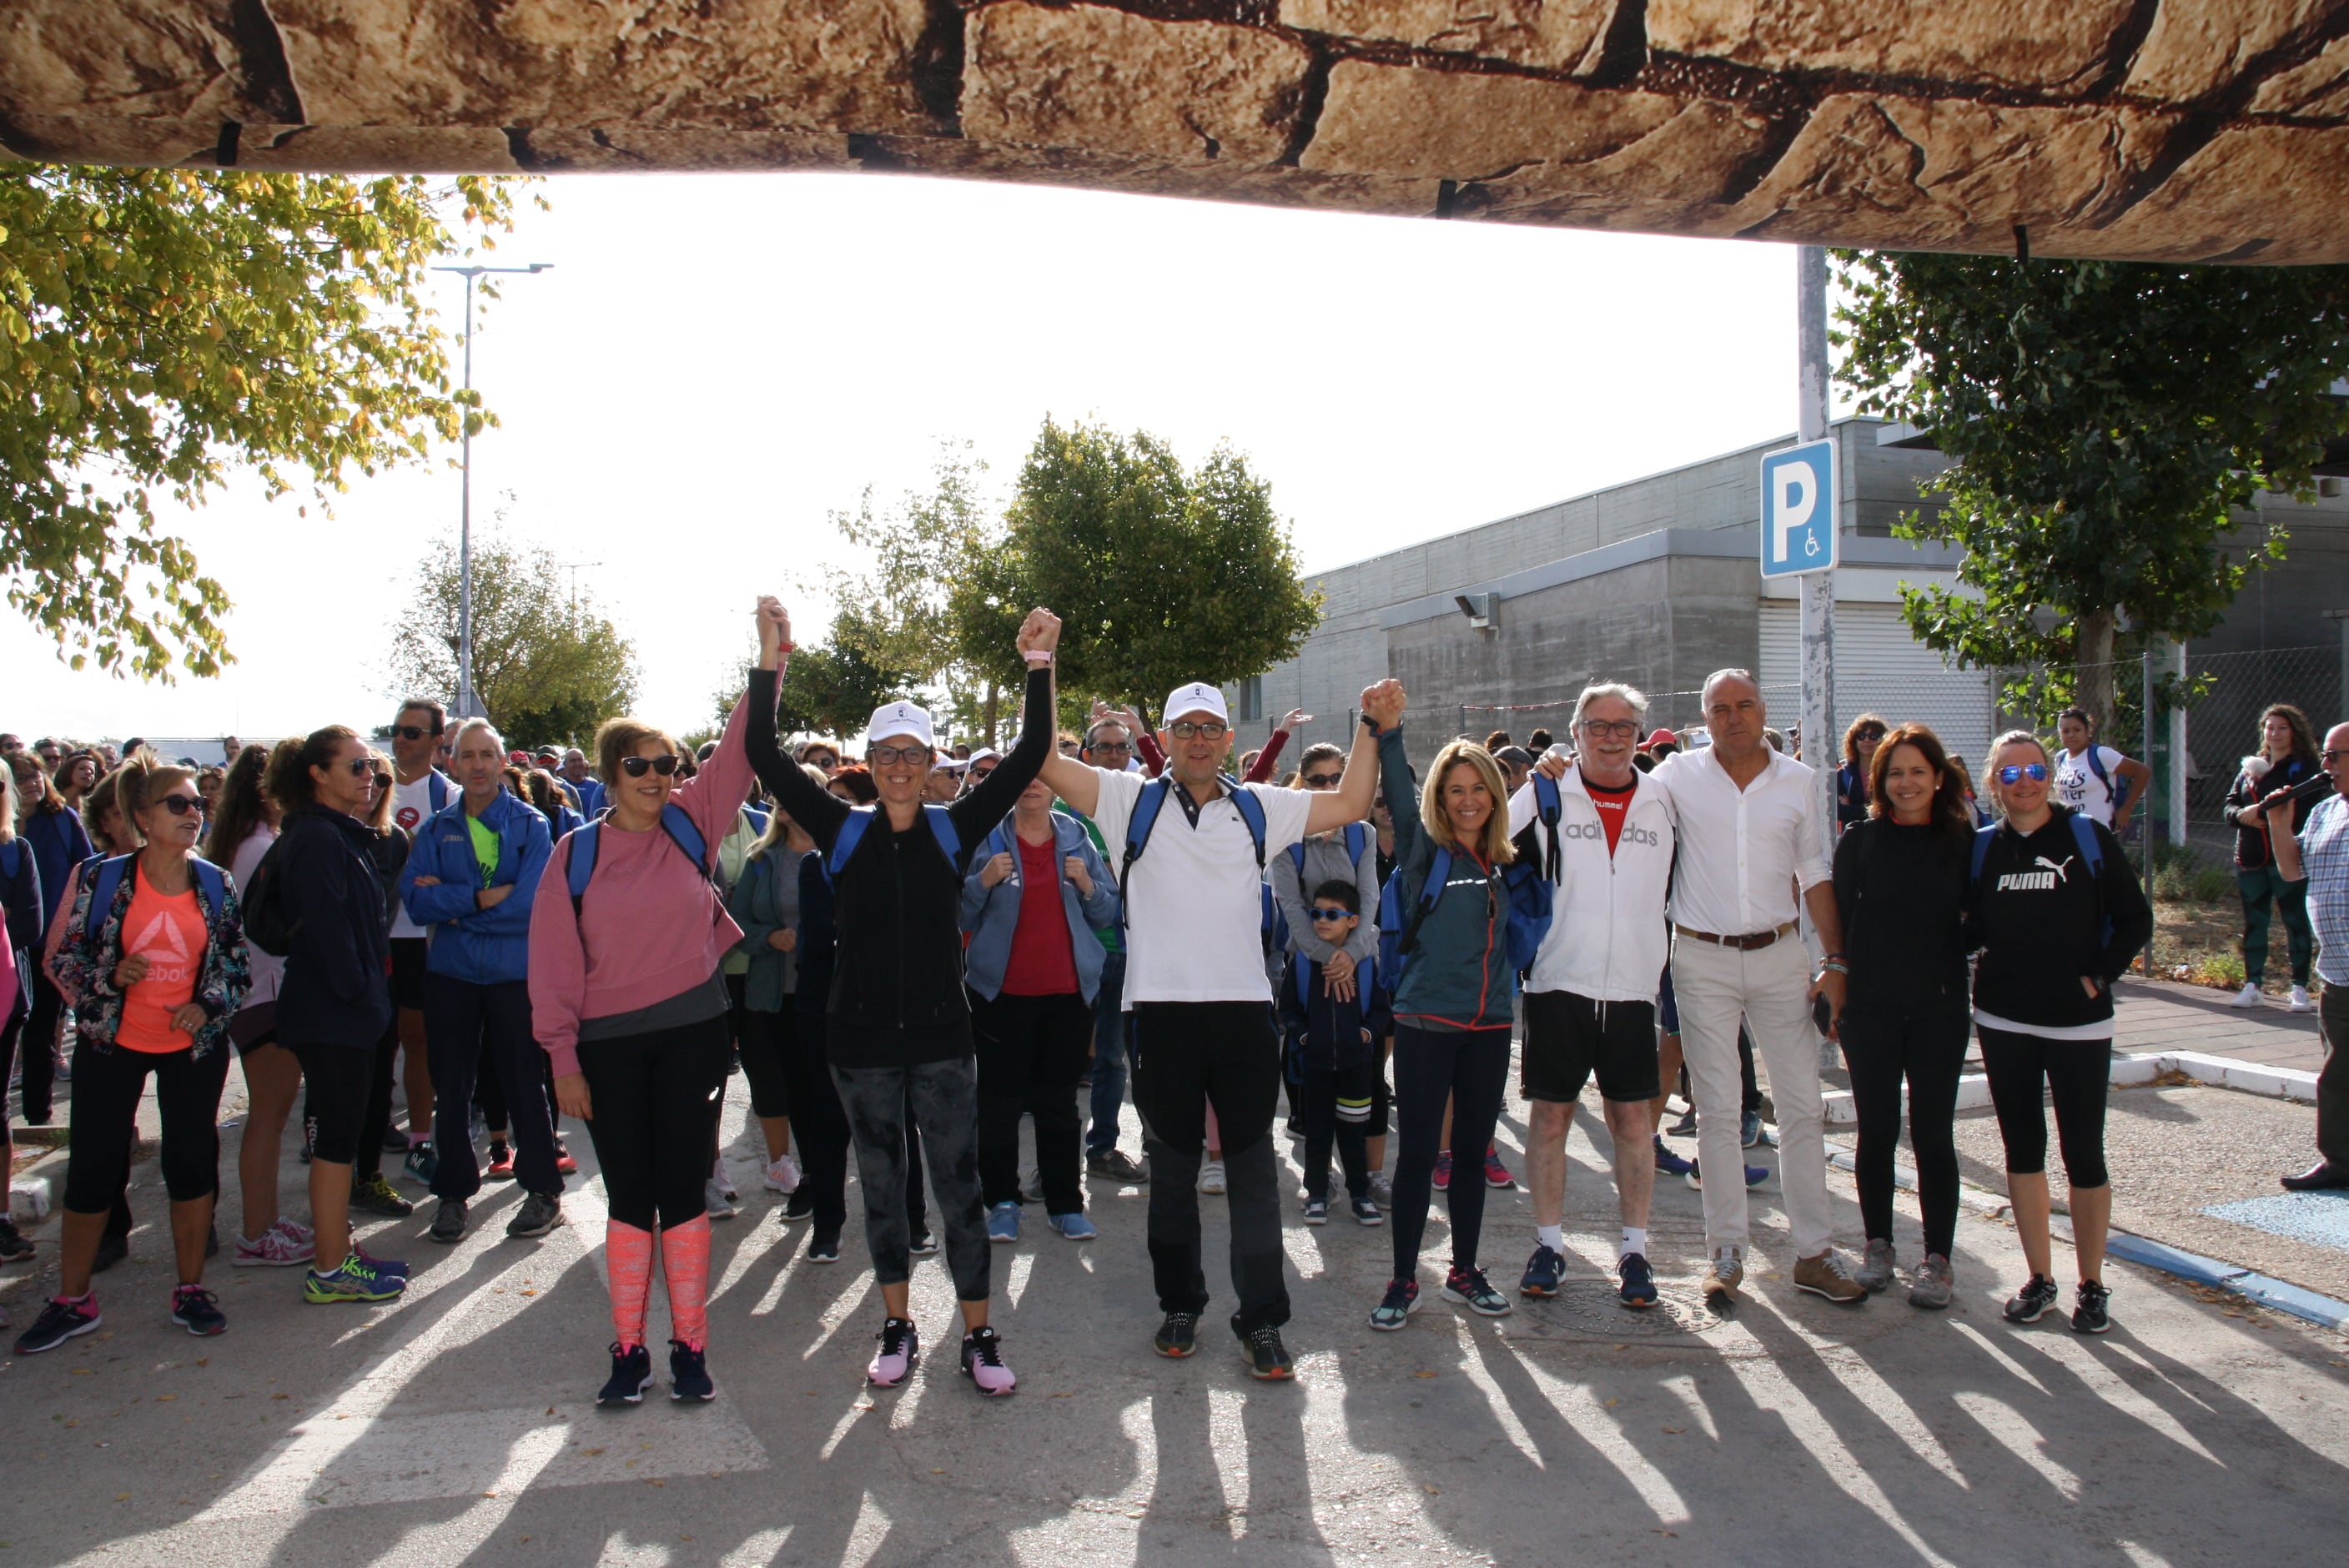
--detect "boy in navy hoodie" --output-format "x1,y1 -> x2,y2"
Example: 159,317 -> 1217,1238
1280,881 -> 1389,1226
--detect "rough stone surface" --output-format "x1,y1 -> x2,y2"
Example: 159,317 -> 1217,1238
1279,0 -> 1619,73
270,0 -> 938,135
2123,0 -> 2339,103
963,3 -> 1315,165
1645,0 -> 2143,91
8,0 -> 2349,264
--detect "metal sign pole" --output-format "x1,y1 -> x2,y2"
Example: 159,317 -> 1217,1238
1797,246 -> 1835,842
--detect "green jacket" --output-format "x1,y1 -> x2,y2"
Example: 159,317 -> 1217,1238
1378,726 -> 1517,1032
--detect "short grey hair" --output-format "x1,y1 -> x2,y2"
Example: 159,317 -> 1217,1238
1571,681 -> 1649,731
1700,667 -> 1762,711
451,716 -> 504,756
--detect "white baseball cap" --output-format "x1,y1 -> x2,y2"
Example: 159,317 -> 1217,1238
865,701 -> 936,751
1163,681 -> 1230,726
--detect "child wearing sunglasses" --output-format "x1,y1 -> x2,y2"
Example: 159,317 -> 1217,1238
1278,880 -> 1388,1225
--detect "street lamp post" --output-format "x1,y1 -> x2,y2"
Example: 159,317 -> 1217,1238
430,261 -> 551,720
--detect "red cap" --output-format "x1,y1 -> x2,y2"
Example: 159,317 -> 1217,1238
1643,729 -> 1677,751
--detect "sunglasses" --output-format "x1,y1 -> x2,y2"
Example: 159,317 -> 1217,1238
2326,750 -> 2348,765
1856,727 -> 1887,741
621,754 -> 681,777
336,757 -> 377,777
1996,762 -> 2051,784
870,744 -> 933,767
393,724 -> 441,741
1169,721 -> 1228,741
1301,772 -> 1343,788
1308,907 -> 1353,922
154,793 -> 202,817
803,754 -> 837,769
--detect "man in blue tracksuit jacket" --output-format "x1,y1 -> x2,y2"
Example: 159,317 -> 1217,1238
397,719 -> 562,1244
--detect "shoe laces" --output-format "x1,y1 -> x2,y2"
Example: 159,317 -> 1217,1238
877,1317 -> 914,1351
1450,1265 -> 1494,1296
1247,1324 -> 1285,1355
964,1327 -> 1005,1367
174,1284 -> 217,1306
1816,1250 -> 1857,1280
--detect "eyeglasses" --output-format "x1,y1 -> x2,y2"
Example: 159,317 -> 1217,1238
869,745 -> 933,766
1087,742 -> 1132,758
339,757 -> 376,777
35,750 -> 59,763
1057,741 -> 1080,754
1579,719 -> 1638,740
620,754 -> 681,777
1855,726 -> 1887,742
803,754 -> 837,770
1301,771 -> 1343,788
392,725 -> 438,741
970,762 -> 998,776
1307,907 -> 1353,922
2326,750 -> 2348,764
155,794 -> 201,817
1169,721 -> 1228,741
1996,762 -> 2051,785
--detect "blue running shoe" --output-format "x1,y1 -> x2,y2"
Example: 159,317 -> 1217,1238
304,1253 -> 406,1304
1684,1160 -> 1768,1190
1046,1211 -> 1096,1241
987,1202 -> 1020,1244
1652,1137 -> 1693,1178
1618,1252 -> 1658,1309
599,1342 -> 653,1406
1520,1244 -> 1567,1298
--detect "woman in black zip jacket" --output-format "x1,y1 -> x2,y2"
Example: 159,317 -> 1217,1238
2221,702 -> 2321,1008
1830,722 -> 1973,1310
1969,729 -> 2151,1336
265,727 -> 406,1307
745,605 -> 1060,1399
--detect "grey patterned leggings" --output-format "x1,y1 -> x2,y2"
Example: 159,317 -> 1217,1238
832,1056 -> 990,1301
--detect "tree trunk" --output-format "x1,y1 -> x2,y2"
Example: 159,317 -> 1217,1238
2074,606 -> 2117,736
983,680 -> 1000,749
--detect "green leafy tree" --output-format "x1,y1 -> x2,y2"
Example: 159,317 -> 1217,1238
386,533 -> 640,747
974,419 -> 1322,721
1836,252 -> 2349,729
1,165 -> 530,680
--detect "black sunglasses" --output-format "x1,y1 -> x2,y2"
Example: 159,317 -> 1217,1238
621,754 -> 681,778
155,794 -> 202,817
1301,772 -> 1343,788
392,724 -> 440,741
337,757 -> 376,777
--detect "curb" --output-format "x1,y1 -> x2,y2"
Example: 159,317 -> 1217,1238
1819,1049 -> 2321,1125
2101,1231 -> 2349,1333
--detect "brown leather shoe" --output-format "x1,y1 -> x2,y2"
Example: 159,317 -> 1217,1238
1794,1249 -> 1869,1303
2281,1161 -> 2349,1192
1701,1246 -> 1744,1303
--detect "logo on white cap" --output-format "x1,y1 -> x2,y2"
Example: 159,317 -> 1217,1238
865,701 -> 936,751
1163,681 -> 1230,726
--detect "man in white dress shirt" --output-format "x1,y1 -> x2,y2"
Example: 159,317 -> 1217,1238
1652,670 -> 1864,1304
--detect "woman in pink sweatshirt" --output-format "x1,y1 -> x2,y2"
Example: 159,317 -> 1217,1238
531,596 -> 784,1407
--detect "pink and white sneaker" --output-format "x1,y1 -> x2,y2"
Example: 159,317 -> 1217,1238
234,1219 -> 316,1268
960,1326 -> 1016,1397
762,1155 -> 802,1196
868,1317 -> 918,1387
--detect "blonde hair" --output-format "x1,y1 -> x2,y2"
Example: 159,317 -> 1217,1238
1420,741 -> 1517,865
749,766 -> 827,860
118,747 -> 199,830
1984,729 -> 2050,817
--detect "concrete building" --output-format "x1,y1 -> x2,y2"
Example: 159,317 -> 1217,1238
1234,417 -> 2349,793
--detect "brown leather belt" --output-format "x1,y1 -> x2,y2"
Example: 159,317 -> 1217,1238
1674,920 -> 1800,952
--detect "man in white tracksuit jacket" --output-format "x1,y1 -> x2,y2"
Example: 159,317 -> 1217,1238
1506,683 -> 1677,1309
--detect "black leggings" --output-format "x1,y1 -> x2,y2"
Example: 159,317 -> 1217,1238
971,988 -> 1091,1214
1840,995 -> 1969,1257
63,1043 -> 231,1212
735,992 -> 794,1120
1300,1061 -> 1376,1204
777,1008 -> 851,1233
1391,1023 -> 1512,1279
577,1015 -> 731,1232
291,1038 -> 380,1167
1979,1026 -> 2112,1189
360,1017 -> 399,1179
19,967 -> 64,1123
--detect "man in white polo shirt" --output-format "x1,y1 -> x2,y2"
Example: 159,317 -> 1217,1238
1041,677 -> 1395,1379
1652,669 -> 1863,1305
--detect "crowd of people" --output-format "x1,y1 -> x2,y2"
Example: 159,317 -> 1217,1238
4,611 -> 2341,1406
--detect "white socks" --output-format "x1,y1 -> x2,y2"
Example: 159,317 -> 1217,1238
1537,1224 -> 1565,1254
1621,1226 -> 1647,1259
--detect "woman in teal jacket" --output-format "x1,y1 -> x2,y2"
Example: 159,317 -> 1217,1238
1370,727 -> 1521,1329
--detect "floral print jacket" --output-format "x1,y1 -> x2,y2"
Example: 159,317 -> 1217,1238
48,854 -> 251,1060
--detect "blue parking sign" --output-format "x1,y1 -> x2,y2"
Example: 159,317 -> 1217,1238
1759,440 -> 1837,577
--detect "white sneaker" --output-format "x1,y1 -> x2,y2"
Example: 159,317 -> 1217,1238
711,1158 -> 739,1203
1198,1159 -> 1227,1195
2290,986 -> 2315,1013
2231,982 -> 2262,1008
762,1154 -> 802,1195
704,1179 -> 740,1220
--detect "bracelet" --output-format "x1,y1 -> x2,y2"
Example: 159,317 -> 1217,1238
1822,952 -> 1845,962
775,641 -> 795,656
1819,959 -> 1849,975
1023,650 -> 1054,666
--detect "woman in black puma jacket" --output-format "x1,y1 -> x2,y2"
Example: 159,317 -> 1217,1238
1968,729 -> 2151,1337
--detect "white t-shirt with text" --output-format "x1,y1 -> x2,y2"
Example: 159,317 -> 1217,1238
2054,745 -> 2126,826
388,773 -> 436,938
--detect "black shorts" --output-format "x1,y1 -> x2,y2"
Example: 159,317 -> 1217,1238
390,937 -> 430,1012
1521,990 -> 1660,1104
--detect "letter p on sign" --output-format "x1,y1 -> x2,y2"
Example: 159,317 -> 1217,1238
1759,439 -> 1837,579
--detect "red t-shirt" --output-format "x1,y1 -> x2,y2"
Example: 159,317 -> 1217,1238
116,877 -> 208,1053
1585,776 -> 1637,857
1000,833 -> 1079,996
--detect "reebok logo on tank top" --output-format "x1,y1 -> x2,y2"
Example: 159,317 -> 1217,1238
129,907 -> 196,985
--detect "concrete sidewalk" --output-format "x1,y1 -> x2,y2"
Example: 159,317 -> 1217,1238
4,1068 -> 2347,1567
2110,975 -> 2326,1074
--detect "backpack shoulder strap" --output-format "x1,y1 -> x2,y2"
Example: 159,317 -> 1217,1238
827,807 -> 876,882
566,821 -> 602,915
922,803 -> 962,870
192,857 -> 227,913
1400,847 -> 1451,957
1121,779 -> 1171,882
659,802 -> 711,877
85,853 -> 132,938
1289,839 -> 1310,877
1225,779 -> 1267,868
2070,812 -> 2104,880
1969,823 -> 1998,892
1344,821 -> 1369,867
1532,773 -> 1565,879
0,840 -> 17,878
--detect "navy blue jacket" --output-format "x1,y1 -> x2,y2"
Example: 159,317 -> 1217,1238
21,806 -> 93,930
275,805 -> 395,1049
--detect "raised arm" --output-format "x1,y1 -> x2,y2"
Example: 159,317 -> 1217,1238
1310,681 -> 1402,839
745,601 -> 850,852
953,609 -> 1064,843
1245,714 -> 1304,785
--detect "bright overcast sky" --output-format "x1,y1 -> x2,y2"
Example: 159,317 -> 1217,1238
6,169 -> 1836,744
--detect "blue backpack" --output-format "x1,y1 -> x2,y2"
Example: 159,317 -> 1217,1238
1970,813 -> 2110,942
1378,844 -> 1554,983
824,803 -> 963,885
1272,820 -> 1371,952
1121,775 -> 1274,944
566,803 -> 712,916
83,852 -> 228,938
